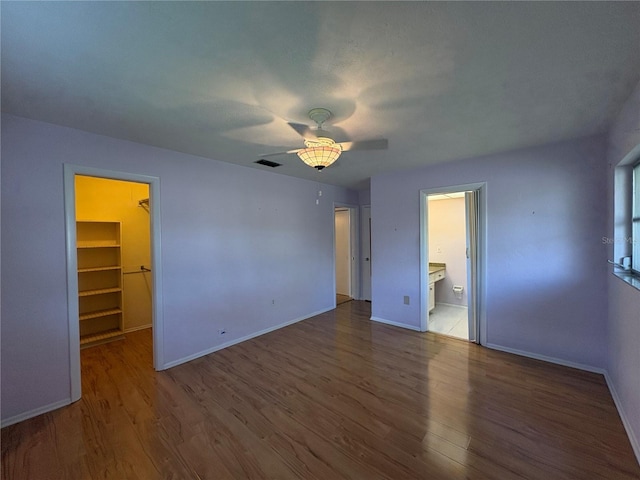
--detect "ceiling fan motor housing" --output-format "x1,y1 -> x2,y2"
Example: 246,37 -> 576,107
308,108 -> 332,128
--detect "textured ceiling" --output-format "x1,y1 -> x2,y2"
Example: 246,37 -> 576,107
2,2 -> 639,190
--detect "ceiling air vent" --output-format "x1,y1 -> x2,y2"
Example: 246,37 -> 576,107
255,159 -> 282,168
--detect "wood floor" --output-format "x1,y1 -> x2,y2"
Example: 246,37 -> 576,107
336,293 -> 352,305
2,301 -> 639,479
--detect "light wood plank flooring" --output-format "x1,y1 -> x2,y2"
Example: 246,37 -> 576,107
3,301 -> 639,479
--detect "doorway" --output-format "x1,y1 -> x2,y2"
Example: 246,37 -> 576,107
420,184 -> 485,343
334,205 -> 359,306
427,192 -> 469,339
75,175 -> 152,345
64,165 -> 164,403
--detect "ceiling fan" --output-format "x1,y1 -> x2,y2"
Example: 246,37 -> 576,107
261,108 -> 388,171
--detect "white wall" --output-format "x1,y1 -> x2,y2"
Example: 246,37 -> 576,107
335,209 -> 350,296
75,176 -> 152,331
0,114 -> 358,424
606,79 -> 640,462
428,197 -> 467,306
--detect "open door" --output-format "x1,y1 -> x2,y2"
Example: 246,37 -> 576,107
465,191 -> 479,343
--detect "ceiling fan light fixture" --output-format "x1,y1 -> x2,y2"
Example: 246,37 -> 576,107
262,107 -> 387,170
297,146 -> 342,171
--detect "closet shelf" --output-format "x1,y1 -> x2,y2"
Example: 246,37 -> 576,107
79,287 -> 122,297
77,244 -> 121,249
78,266 -> 121,273
77,221 -> 124,348
79,308 -> 123,321
80,329 -> 124,346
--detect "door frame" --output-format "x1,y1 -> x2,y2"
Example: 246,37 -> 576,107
419,183 -> 487,343
360,205 -> 372,302
63,164 -> 164,402
333,203 -> 360,304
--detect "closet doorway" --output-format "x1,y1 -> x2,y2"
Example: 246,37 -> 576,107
75,175 -> 152,342
64,165 -> 164,403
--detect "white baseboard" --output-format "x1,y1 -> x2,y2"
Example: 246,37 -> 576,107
1,398 -> 71,428
162,307 -> 334,369
462,343 -> 640,464
370,316 -> 421,331
124,324 -> 152,333
604,372 -> 640,465
484,342 -> 606,374
6,319 -> 637,468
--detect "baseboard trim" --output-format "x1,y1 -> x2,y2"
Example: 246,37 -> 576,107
474,343 -> 640,464
162,307 -> 334,369
604,372 -> 640,465
484,342 -> 605,375
1,398 -> 71,428
370,316 -> 421,331
125,324 -> 152,333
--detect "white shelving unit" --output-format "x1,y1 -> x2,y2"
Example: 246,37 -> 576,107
76,221 -> 124,347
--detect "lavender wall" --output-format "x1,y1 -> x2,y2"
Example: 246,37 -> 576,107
371,135 -> 609,368
359,189 -> 371,206
1,114 -> 357,424
606,80 -> 640,460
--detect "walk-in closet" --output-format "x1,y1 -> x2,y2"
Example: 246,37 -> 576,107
75,176 -> 152,348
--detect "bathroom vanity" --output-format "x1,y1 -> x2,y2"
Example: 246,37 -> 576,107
428,263 -> 446,312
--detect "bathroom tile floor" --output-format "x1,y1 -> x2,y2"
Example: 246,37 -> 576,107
428,303 -> 468,340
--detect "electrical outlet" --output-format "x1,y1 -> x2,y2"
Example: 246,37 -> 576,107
404,295 -> 410,305
218,328 -> 226,335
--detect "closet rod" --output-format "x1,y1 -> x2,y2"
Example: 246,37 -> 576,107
123,265 -> 152,275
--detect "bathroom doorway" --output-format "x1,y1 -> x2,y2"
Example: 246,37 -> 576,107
427,192 -> 469,339
420,184 -> 484,343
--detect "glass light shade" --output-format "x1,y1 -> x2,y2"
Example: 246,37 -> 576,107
297,146 -> 341,170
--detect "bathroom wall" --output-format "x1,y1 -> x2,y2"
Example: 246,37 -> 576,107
75,176 -> 152,331
428,196 -> 467,306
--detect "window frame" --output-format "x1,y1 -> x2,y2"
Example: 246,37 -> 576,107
632,161 -> 639,274
611,144 -> 640,290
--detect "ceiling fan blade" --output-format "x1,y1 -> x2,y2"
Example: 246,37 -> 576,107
288,122 -> 317,139
260,148 -> 302,157
337,139 -> 389,152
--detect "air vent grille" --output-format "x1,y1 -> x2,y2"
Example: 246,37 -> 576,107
255,159 -> 282,168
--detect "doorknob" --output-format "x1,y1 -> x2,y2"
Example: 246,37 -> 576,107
365,257 -> 370,261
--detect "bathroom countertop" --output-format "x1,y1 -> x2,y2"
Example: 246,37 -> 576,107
428,263 -> 446,274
